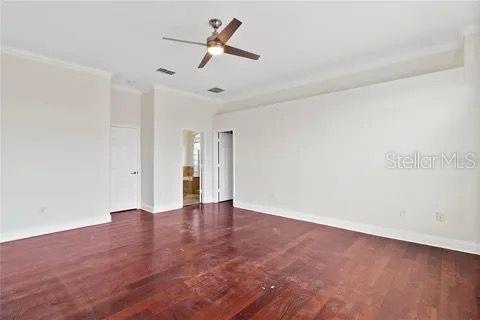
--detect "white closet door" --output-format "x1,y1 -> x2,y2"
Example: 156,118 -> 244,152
110,127 -> 139,212
218,132 -> 233,201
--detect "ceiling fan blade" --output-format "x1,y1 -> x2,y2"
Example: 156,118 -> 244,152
224,45 -> 260,60
198,52 -> 212,68
163,37 -> 206,46
216,18 -> 242,44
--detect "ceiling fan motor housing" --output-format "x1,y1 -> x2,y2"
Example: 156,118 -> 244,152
209,18 -> 222,30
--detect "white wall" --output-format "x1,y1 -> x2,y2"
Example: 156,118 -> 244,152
1,52 -> 112,241
214,67 -> 480,253
153,86 -> 221,211
111,85 -> 141,128
140,90 -> 155,212
110,85 -> 142,211
182,130 -> 194,166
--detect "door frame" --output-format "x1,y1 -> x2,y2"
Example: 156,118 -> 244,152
180,129 -> 205,205
213,128 -> 235,204
110,125 -> 141,211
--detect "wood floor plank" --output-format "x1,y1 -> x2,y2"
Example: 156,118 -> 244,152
1,201 -> 478,320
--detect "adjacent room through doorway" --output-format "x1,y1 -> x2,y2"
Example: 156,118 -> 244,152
218,131 -> 233,202
183,130 -> 202,206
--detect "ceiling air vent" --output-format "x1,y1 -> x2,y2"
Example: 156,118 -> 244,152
156,67 -> 175,75
208,87 -> 225,93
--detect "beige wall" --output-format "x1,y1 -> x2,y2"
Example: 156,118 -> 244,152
215,67 -> 480,253
1,52 -> 112,241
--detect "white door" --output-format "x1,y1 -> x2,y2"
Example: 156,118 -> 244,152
110,127 -> 139,212
218,132 -> 233,201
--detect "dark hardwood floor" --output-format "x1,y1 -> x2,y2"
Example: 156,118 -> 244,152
1,201 -> 478,319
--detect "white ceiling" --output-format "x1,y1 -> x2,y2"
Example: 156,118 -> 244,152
2,1 -> 479,101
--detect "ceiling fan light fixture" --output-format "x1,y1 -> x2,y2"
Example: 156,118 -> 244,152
163,18 -> 260,68
207,44 -> 224,56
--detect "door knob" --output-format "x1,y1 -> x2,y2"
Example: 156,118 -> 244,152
130,171 -> 138,175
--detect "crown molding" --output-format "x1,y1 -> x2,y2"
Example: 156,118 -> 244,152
224,41 -> 459,105
2,46 -> 113,79
111,84 -> 143,95
153,83 -> 223,104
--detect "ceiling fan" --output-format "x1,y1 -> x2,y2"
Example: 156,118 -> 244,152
163,18 -> 260,68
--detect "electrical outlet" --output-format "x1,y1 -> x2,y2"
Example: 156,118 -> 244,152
39,206 -> 48,214
399,210 -> 406,218
435,212 -> 445,222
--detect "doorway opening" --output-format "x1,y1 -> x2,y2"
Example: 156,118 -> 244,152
183,130 -> 202,206
218,131 -> 233,202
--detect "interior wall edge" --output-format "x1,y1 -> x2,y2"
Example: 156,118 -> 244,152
140,203 -> 154,213
234,201 -> 480,255
111,84 -> 143,95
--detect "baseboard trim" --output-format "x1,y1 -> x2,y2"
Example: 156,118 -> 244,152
140,203 -> 155,213
234,201 -> 480,255
154,203 -> 182,213
142,203 -> 187,214
0,215 -> 112,243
